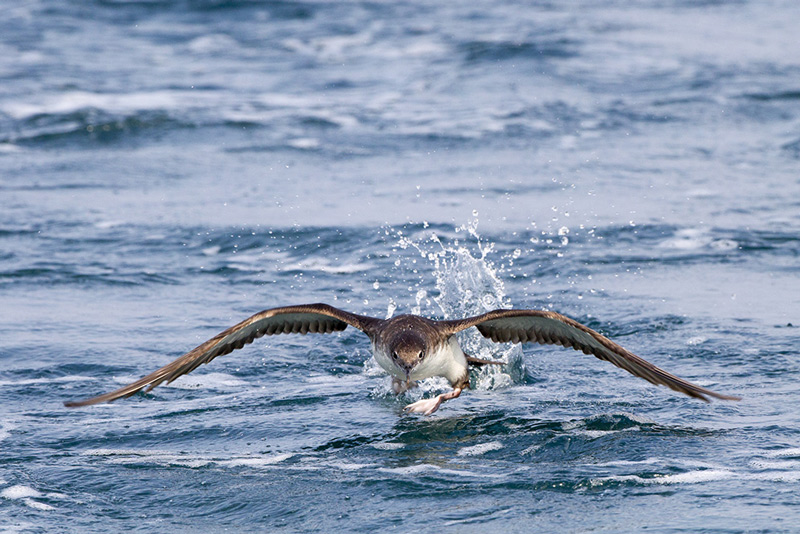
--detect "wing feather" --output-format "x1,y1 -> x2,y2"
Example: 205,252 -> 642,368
64,303 -> 380,407
439,309 -> 740,402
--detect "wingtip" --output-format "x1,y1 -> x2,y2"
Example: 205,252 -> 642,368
64,395 -> 110,408
705,391 -> 742,402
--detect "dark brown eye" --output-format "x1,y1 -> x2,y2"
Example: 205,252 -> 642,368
418,351 -> 424,360
392,351 -> 398,360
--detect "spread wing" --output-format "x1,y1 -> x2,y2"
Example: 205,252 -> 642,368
439,309 -> 740,402
64,303 -> 381,407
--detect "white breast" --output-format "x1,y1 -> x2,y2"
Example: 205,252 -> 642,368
371,336 -> 469,387
410,336 -> 468,385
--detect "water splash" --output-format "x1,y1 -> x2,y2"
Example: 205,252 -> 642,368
381,216 -> 526,393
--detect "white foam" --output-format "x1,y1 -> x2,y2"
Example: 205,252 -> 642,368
325,461 -> 375,471
686,336 -> 707,345
0,375 -> 96,387
576,430 -> 623,439
750,459 -> 800,471
1,485 -> 56,511
85,448 -> 293,469
471,364 -> 515,391
93,220 -> 125,229
1,485 -> 42,499
162,372 -> 246,390
287,137 -> 320,150
562,413 -> 651,434
2,90 -> 184,120
750,471 -> 800,482
371,442 -> 404,450
591,448 -> 800,487
659,228 -> 711,250
221,453 -> 293,468
457,441 -> 504,457
592,469 -> 735,487
22,499 -> 55,511
84,448 -> 212,468
764,448 -> 800,458
283,258 -> 370,274
653,469 -> 736,484
378,464 -> 469,477
592,457 -> 664,468
0,522 -> 38,533
0,422 -> 13,443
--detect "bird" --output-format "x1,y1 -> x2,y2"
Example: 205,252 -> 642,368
63,303 -> 741,414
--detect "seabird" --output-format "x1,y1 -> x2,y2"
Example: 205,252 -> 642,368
64,303 -> 740,414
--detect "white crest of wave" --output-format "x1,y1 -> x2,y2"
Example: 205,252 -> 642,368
377,464 -> 477,477
1,485 -> 43,499
2,90 -> 185,120
592,469 -> 736,487
1,484 -> 60,511
457,441 -> 504,456
84,448 -> 294,469
283,258 -> 370,274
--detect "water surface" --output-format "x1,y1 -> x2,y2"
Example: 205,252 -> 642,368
1,1 -> 799,532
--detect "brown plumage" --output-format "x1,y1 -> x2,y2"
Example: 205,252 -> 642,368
64,303 -> 740,411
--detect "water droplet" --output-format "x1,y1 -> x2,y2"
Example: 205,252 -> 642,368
386,299 -> 397,319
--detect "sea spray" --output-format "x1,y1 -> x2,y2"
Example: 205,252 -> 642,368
370,218 -> 526,396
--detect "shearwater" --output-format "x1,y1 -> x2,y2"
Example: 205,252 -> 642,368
64,303 -> 740,414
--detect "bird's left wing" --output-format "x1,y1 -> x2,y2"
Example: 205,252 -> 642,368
64,303 -> 381,407
438,309 -> 740,402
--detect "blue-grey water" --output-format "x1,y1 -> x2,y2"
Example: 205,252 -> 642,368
2,1 -> 800,532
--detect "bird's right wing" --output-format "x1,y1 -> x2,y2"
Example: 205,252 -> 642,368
64,303 -> 381,407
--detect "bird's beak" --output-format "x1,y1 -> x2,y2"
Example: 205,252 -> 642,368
403,370 -> 411,385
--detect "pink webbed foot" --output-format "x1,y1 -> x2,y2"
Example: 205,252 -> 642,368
403,388 -> 462,416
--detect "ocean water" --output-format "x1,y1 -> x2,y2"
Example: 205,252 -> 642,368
2,0 -> 800,532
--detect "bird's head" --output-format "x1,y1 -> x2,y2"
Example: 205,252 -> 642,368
387,330 -> 428,378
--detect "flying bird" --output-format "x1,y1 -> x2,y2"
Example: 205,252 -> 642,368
64,304 -> 740,414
